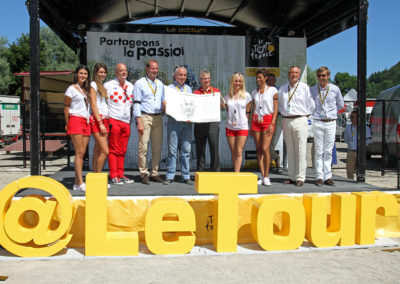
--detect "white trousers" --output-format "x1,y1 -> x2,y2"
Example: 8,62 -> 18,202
312,120 -> 336,180
282,116 -> 308,182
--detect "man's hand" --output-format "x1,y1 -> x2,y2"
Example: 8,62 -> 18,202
136,117 -> 144,136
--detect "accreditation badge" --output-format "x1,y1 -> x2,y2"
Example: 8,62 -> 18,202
320,107 -> 326,118
286,104 -> 291,113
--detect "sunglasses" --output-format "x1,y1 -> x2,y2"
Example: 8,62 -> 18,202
173,65 -> 186,72
234,72 -> 244,76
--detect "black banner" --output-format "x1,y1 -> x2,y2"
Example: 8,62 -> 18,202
245,36 -> 279,67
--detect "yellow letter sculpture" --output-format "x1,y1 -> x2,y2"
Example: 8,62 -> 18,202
85,173 -> 138,256
145,197 -> 196,255
353,191 -> 398,245
251,195 -> 305,250
195,172 -> 257,252
303,193 -> 356,247
0,176 -> 73,257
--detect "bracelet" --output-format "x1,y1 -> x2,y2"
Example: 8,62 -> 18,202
246,112 -> 251,114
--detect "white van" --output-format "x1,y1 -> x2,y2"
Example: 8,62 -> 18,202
367,84 -> 400,161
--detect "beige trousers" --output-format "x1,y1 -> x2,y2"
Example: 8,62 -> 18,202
346,150 -> 357,179
138,114 -> 163,177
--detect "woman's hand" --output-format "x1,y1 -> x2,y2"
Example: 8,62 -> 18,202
99,123 -> 107,135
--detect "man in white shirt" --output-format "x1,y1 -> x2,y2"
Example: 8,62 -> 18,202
133,59 -> 166,185
278,66 -> 315,187
310,66 -> 344,186
104,63 -> 134,185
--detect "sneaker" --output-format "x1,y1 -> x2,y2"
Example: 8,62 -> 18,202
110,178 -> 123,185
315,179 -> 323,187
120,176 -> 134,184
73,183 -> 86,191
257,178 -> 263,185
263,177 -> 271,186
165,179 -> 173,184
183,179 -> 193,185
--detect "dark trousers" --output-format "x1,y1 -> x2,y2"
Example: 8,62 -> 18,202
194,122 -> 220,172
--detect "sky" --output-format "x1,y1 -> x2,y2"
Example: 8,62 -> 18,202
1,0 -> 399,79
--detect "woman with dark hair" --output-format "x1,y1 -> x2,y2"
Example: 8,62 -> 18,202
221,72 -> 252,172
64,64 -> 91,191
251,69 -> 278,186
89,63 -> 109,173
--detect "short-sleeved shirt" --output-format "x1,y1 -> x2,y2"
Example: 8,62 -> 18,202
251,86 -> 278,116
90,81 -> 109,118
104,79 -> 134,123
193,86 -> 220,95
225,92 -> 252,130
65,85 -> 89,118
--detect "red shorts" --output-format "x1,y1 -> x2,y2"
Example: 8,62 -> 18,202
91,117 -> 110,134
67,115 -> 91,136
251,114 -> 273,131
226,128 -> 249,137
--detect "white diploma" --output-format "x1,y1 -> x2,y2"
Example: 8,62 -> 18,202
165,86 -> 221,123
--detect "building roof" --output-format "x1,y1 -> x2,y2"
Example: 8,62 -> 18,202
37,0 -> 359,52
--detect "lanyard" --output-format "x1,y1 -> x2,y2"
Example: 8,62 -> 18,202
318,84 -> 330,106
120,82 -> 128,100
287,82 -> 299,104
175,83 -> 186,93
351,125 -> 356,137
75,84 -> 90,121
258,86 -> 269,115
146,77 -> 157,98
201,87 -> 214,95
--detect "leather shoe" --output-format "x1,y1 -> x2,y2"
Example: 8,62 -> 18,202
141,174 -> 150,185
295,180 -> 304,187
151,175 -> 167,185
324,179 -> 335,186
284,179 -> 295,185
315,179 -> 323,187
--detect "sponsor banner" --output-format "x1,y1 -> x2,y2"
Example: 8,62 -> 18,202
165,86 -> 220,123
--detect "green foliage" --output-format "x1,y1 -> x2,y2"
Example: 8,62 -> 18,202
306,65 -> 318,86
40,27 -> 79,70
333,72 -> 357,94
0,37 -> 12,95
366,62 -> 400,97
4,27 -> 79,96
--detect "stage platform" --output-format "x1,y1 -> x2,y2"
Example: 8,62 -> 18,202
14,167 -> 384,197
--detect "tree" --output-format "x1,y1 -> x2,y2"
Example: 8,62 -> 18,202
306,65 -> 318,86
333,72 -> 357,94
4,27 -> 78,96
0,37 -> 12,95
40,27 -> 78,70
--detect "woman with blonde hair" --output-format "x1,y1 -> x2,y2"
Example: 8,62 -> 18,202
222,72 -> 252,172
251,69 -> 278,186
64,64 -> 91,191
89,63 -> 109,173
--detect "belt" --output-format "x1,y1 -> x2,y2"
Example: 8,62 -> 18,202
348,150 -> 357,152
142,111 -> 162,116
317,119 -> 336,122
282,115 -> 304,119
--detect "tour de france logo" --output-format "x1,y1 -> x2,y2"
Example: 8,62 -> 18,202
250,39 -> 275,60
0,176 -> 74,257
